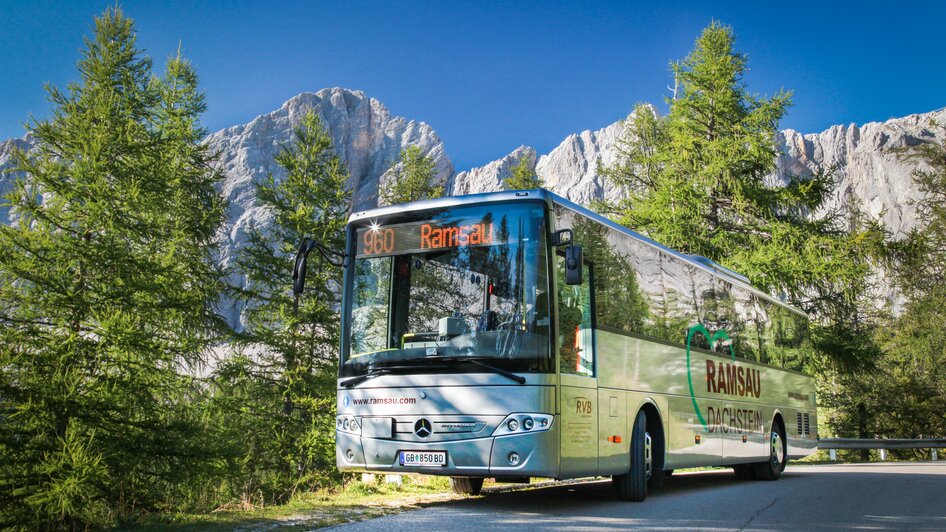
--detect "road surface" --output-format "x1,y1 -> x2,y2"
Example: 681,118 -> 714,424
331,462 -> 946,531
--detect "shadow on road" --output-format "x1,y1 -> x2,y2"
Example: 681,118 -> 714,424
335,463 -> 946,531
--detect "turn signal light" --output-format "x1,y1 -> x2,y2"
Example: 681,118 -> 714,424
607,435 -> 622,443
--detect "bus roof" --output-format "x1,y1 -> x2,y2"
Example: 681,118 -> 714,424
348,189 -> 806,318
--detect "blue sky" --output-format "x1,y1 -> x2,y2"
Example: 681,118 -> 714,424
2,1 -> 944,170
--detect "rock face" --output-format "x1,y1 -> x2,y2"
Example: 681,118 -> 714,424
0,88 -> 453,328
535,120 -> 626,205
1,86 -> 943,326
775,109 -> 946,237
453,108 -> 946,238
204,89 -> 452,325
448,145 -> 536,195
0,136 -> 32,224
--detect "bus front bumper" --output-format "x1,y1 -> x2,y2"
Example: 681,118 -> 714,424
336,428 -> 559,478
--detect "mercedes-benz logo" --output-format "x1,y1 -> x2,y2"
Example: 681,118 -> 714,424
414,418 -> 432,438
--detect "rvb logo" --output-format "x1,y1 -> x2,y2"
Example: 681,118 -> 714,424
342,396 -> 350,408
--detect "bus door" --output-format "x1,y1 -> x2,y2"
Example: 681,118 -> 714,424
557,254 -> 598,477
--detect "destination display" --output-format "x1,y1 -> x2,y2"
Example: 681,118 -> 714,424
356,217 -> 499,257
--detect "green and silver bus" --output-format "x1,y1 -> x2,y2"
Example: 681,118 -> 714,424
334,189 -> 817,500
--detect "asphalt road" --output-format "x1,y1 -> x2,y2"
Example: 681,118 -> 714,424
331,462 -> 946,531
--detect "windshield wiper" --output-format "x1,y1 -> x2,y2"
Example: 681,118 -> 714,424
341,364 -> 448,389
469,359 -> 526,385
425,356 -> 526,385
341,372 -> 379,389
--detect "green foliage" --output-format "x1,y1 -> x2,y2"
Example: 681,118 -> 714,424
877,121 -> 946,438
504,152 -> 544,190
889,121 -> 946,295
809,122 -> 946,446
224,109 -> 350,503
0,7 -> 228,528
601,22 -> 883,373
378,145 -> 443,205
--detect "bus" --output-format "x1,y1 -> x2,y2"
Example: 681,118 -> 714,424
332,189 -> 818,500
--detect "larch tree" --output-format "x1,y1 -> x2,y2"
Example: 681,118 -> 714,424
504,152 -> 544,190
378,145 -> 443,205
222,108 -> 350,502
0,8 -> 227,528
600,22 -> 888,443
880,121 -> 946,441
601,22 -> 883,363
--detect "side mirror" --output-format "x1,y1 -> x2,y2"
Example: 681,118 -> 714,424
292,238 -> 311,296
565,245 -> 583,285
551,229 -> 573,247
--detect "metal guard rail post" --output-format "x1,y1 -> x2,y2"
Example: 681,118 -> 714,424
818,438 -> 946,461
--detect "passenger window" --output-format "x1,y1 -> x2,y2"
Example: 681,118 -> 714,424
557,253 -> 594,377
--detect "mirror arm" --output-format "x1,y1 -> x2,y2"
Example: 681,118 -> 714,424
292,237 -> 348,296
311,241 -> 347,268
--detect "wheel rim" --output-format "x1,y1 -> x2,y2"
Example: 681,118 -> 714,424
770,430 -> 784,467
644,431 -> 653,480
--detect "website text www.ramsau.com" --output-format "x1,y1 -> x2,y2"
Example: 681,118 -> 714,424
352,397 -> 417,405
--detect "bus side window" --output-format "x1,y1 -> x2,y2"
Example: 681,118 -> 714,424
558,253 -> 594,377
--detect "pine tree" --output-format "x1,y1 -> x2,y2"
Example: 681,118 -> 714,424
223,108 -> 350,502
504,152 -> 544,190
378,145 -> 443,205
890,121 -> 946,294
879,121 -> 946,441
0,8 -> 227,528
600,23 -> 891,444
601,22 -> 883,368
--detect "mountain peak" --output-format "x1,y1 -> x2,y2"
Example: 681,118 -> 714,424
2,88 -> 943,327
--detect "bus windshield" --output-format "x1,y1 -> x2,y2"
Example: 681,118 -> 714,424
342,202 -> 552,376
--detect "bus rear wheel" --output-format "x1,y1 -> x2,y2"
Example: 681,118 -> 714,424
449,476 -> 484,495
613,410 -> 650,501
752,424 -> 786,481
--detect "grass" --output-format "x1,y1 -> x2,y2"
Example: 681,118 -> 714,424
125,475 -> 460,531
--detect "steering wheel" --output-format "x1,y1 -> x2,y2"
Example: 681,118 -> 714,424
495,315 -> 525,358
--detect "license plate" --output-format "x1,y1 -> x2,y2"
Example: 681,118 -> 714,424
399,451 -> 447,467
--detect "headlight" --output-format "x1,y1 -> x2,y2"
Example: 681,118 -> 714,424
336,416 -> 361,435
492,413 -> 553,436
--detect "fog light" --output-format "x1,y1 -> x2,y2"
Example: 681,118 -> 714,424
508,452 -> 520,466
523,417 -> 534,430
507,419 -> 519,431
346,449 -> 355,461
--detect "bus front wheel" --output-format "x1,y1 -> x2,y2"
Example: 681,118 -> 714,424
449,476 -> 484,495
613,410 -> 650,501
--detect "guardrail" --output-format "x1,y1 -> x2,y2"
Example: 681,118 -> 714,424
818,438 -> 946,461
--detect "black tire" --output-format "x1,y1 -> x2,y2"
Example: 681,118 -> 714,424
449,477 -> 484,495
752,423 -> 786,481
733,464 -> 755,480
647,422 -> 665,490
613,410 -> 650,501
